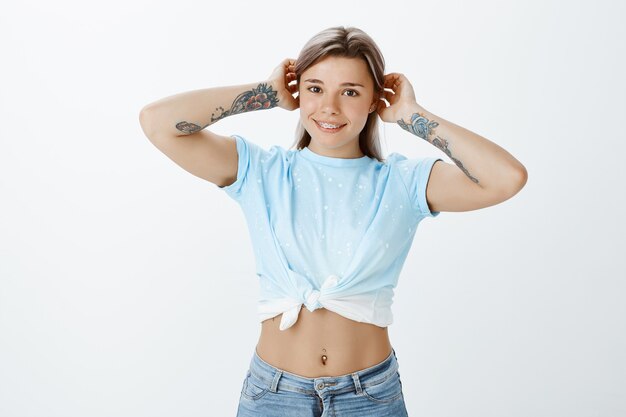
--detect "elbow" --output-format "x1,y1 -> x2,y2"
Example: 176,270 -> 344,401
514,165 -> 528,191
139,107 -> 157,139
504,166 -> 528,198
490,166 -> 528,201
139,105 -> 154,124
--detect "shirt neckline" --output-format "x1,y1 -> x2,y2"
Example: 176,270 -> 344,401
298,146 -> 371,167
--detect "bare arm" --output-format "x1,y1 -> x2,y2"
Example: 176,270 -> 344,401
137,58 -> 298,186
398,102 -> 527,190
399,103 -> 528,212
139,81 -> 280,138
377,72 -> 527,213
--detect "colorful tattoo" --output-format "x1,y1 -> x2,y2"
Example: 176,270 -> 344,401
175,82 -> 279,134
398,112 -> 479,184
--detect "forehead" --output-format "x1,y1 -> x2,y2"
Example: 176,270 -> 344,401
301,56 -> 372,86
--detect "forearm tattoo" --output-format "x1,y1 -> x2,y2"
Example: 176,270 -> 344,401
175,82 -> 279,134
398,112 -> 479,184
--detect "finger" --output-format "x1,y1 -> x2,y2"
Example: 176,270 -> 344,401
383,73 -> 402,88
382,73 -> 397,85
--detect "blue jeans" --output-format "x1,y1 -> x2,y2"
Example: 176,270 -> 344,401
236,346 -> 409,416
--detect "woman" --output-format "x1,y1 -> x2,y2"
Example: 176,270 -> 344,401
139,26 -> 527,417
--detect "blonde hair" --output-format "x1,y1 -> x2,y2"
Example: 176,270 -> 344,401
291,26 -> 386,161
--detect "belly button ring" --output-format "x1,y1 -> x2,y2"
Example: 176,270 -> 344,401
321,354 -> 327,365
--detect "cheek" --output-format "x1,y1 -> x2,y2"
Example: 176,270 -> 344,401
346,98 -> 370,113
346,105 -> 369,121
299,99 -> 316,116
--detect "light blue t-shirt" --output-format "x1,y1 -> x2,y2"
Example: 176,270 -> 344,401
218,134 -> 442,331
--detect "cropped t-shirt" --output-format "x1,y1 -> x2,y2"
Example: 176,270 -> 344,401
217,134 -> 443,331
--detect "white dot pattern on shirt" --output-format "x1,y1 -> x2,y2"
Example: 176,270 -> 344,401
225,139 -> 438,330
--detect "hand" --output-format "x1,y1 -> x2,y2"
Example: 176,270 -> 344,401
376,72 -> 420,123
267,58 -> 300,111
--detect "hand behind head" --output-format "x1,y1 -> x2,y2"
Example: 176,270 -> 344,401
268,58 -> 300,111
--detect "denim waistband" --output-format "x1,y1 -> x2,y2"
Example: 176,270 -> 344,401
247,347 -> 399,396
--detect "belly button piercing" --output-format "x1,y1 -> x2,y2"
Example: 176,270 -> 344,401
321,354 -> 327,365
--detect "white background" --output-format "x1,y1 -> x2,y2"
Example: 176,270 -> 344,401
1,0 -> 624,416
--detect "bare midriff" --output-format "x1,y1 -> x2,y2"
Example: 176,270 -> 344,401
255,307 -> 393,378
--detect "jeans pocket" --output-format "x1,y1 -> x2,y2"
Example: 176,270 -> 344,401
240,370 -> 270,401
361,370 -> 404,404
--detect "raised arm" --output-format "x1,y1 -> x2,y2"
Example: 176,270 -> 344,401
377,72 -> 527,213
139,81 -> 279,138
138,58 -> 298,186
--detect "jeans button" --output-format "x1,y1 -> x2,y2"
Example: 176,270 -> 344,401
317,382 -> 324,389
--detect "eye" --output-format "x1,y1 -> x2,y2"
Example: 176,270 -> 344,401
306,86 -> 360,97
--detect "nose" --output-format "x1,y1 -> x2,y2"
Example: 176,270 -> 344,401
320,94 -> 340,115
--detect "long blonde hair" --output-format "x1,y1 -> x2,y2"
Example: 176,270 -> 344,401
291,26 -> 386,162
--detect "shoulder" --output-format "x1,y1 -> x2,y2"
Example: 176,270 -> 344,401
231,134 -> 294,164
383,151 -> 444,217
380,151 -> 417,172
384,152 -> 406,165
385,151 -> 441,171
217,134 -> 295,198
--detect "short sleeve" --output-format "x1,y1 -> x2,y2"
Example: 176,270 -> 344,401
216,134 -> 269,200
390,153 -> 443,218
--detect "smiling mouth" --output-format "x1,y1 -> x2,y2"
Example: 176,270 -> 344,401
315,120 -> 347,130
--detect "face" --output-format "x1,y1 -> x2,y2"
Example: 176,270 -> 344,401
297,56 -> 377,158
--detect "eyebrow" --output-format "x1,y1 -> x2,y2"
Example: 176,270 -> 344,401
303,78 -> 365,88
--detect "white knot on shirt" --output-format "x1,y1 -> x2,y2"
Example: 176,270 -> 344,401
305,289 -> 321,309
304,274 -> 339,310
278,274 -> 340,331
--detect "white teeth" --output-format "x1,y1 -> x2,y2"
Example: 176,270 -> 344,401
317,121 -> 342,129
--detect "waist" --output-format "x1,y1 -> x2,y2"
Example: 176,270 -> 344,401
256,307 -> 392,378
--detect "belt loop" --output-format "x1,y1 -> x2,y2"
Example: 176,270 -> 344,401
270,369 -> 282,393
351,372 -> 362,394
